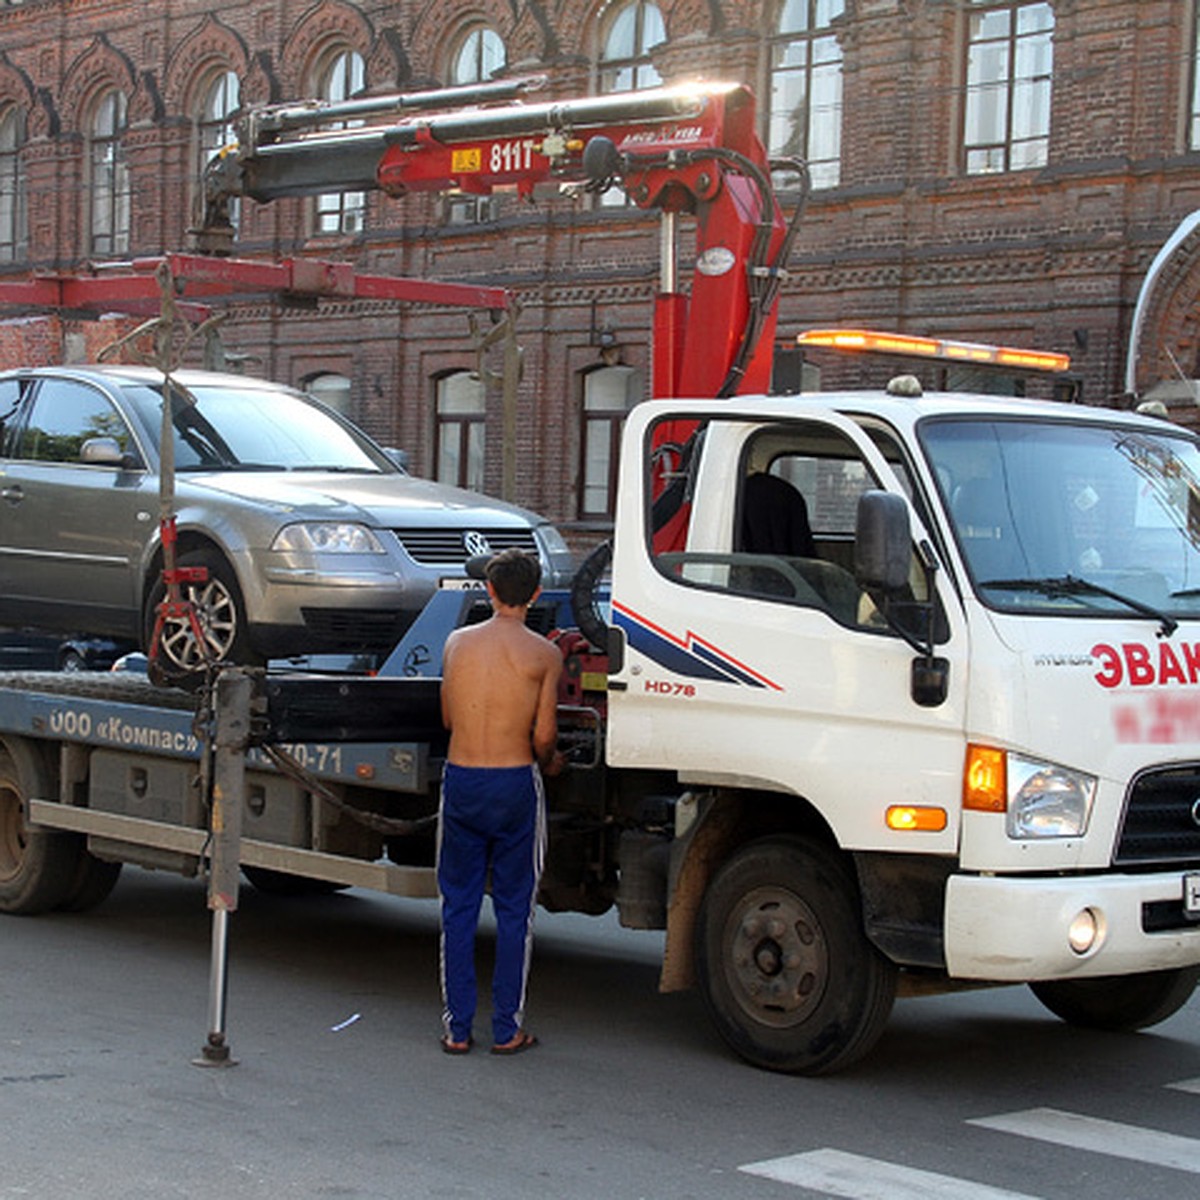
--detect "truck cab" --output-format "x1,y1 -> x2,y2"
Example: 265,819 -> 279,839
604,385 -> 1200,1072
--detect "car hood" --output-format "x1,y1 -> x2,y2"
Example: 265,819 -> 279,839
182,470 -> 545,529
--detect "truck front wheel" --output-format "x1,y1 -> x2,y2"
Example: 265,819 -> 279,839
0,743 -> 80,914
1029,967 -> 1200,1032
695,836 -> 897,1075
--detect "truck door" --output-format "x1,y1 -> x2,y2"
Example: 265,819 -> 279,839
0,376 -> 150,638
607,405 -> 967,852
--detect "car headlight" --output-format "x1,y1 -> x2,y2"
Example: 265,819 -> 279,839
535,522 -> 571,557
272,523 -> 385,554
533,523 -> 576,583
1006,753 -> 1097,839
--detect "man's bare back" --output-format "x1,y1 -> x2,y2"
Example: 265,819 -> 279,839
441,594 -> 562,770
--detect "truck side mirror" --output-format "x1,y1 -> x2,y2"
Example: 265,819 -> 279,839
855,490 -> 910,594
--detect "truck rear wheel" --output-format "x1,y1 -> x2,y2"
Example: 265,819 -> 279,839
695,835 -> 896,1074
1029,967 -> 1200,1032
58,852 -> 123,913
0,742 -> 80,914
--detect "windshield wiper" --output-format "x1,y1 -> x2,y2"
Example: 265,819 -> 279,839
978,574 -> 1178,637
289,464 -> 378,473
176,462 -> 282,472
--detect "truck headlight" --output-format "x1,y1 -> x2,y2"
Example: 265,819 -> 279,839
1006,754 -> 1097,839
272,523 -> 385,554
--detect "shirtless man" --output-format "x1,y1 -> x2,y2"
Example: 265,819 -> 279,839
436,548 -> 563,1055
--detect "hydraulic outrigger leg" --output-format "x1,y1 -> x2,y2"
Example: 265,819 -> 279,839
193,668 -> 253,1067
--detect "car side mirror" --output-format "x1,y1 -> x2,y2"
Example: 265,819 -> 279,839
81,437 -> 139,469
383,447 -> 410,472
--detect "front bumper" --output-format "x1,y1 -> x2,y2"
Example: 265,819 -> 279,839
945,870 -> 1200,981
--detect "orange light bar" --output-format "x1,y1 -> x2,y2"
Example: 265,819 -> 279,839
886,805 -> 948,832
963,744 -> 1007,813
797,328 -> 1070,373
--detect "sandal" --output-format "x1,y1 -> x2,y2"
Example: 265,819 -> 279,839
490,1030 -> 538,1056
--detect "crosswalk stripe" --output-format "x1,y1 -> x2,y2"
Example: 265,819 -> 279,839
738,1148 -> 1042,1199
1167,1077 -> 1200,1095
969,1107 -> 1200,1174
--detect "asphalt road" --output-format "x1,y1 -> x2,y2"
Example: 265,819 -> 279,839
4,868 -> 1200,1200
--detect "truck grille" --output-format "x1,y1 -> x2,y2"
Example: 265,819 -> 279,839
1114,765 -> 1200,868
393,528 -> 538,566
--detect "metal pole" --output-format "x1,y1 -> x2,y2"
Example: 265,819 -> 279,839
193,668 -> 252,1068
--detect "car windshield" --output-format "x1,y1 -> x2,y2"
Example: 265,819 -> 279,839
122,381 -> 391,473
921,417 -> 1200,621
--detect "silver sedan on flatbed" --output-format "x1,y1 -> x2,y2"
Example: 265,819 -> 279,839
0,365 -> 574,680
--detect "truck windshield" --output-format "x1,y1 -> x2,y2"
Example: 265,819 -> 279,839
921,417 -> 1200,621
122,382 -> 390,473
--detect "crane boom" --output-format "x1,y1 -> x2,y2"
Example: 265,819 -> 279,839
201,80 -> 803,405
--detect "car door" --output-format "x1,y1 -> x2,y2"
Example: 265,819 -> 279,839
607,405 -> 969,855
0,375 -> 153,637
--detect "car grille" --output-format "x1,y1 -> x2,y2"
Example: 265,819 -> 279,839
393,527 -> 539,566
300,608 -> 408,651
1114,764 -> 1200,868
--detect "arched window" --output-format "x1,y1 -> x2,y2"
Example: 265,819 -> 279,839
198,70 -> 241,233
579,363 -> 641,519
90,89 -> 130,256
305,371 -> 352,416
1192,6 -> 1200,150
435,371 -> 486,492
452,26 -> 506,85
597,2 -> 665,206
768,0 -> 844,191
0,105 -> 24,262
444,26 -> 506,224
315,49 -> 366,235
599,1 -> 665,94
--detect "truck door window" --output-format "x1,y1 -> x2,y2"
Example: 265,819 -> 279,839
649,416 -> 926,629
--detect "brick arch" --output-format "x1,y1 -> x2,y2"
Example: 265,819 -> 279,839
0,55 -> 35,114
368,28 -> 411,91
282,0 -> 376,96
60,36 -> 138,133
162,15 -> 251,116
1131,220 -> 1200,395
663,0 -> 724,37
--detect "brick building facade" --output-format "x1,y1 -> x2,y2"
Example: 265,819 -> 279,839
2,1 -> 1200,538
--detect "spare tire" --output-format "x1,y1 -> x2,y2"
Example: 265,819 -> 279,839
570,540 -> 612,652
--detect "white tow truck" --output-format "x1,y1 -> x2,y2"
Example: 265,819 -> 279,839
3,79 -> 1200,1075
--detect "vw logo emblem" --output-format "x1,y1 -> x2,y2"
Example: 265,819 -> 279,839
462,530 -> 492,558
1191,798 -> 1200,829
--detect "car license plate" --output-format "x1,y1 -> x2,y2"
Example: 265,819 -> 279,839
438,577 -> 486,591
1185,872 -> 1200,918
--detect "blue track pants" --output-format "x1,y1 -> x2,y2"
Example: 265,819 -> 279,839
437,762 -> 546,1045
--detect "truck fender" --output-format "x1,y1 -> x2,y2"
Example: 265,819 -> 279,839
659,793 -> 742,993
659,787 -> 844,993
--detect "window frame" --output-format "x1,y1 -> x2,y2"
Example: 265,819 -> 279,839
197,69 -> 241,236
962,0 -> 1054,176
434,370 -> 487,492
89,88 -> 131,257
766,0 -> 845,192
578,363 -> 641,520
451,25 -> 506,86
598,0 -> 666,95
314,48 -> 367,237
0,104 -> 25,262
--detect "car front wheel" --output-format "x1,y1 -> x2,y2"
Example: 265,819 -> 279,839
144,548 -> 261,679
